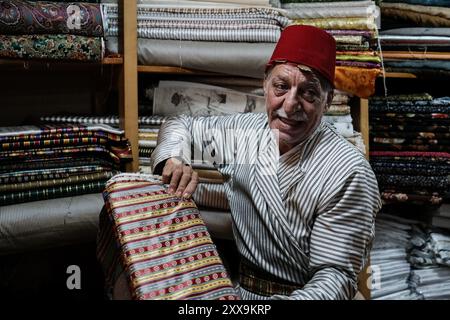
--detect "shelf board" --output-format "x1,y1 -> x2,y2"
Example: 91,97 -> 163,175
0,56 -> 123,69
137,65 -> 218,75
382,72 -> 418,79
102,56 -> 124,65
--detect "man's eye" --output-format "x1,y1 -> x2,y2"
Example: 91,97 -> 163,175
274,84 -> 288,91
302,90 -> 319,101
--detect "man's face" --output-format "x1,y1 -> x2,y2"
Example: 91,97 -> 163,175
264,63 -> 330,153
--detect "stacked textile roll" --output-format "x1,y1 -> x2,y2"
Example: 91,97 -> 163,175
39,114 -> 234,242
0,0 -> 105,61
40,114 -> 168,173
0,123 -> 131,206
97,173 -> 239,299
323,89 -> 367,154
102,0 -> 288,78
370,213 -> 422,300
430,204 -> 450,230
408,225 -> 450,299
369,93 -> 450,206
371,211 -> 450,299
280,0 -> 381,98
379,0 -> 450,76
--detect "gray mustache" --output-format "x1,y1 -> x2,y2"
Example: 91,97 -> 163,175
274,108 -> 308,122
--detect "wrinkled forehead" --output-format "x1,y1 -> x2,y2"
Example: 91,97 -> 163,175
266,63 -> 320,84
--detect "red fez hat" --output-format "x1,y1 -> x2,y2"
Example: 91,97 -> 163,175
267,25 -> 336,85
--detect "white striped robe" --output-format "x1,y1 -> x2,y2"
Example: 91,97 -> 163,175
150,112 -> 382,300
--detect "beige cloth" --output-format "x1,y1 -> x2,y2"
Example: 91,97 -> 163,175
106,37 -> 275,78
0,193 -> 104,255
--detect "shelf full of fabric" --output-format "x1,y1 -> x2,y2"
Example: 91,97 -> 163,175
369,93 -> 450,207
379,0 -> 450,77
101,0 -> 287,79
370,212 -> 422,300
370,210 -> 450,300
0,0 -> 107,62
0,122 -> 131,254
40,111 -> 235,241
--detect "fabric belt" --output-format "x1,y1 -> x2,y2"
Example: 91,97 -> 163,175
239,259 -> 303,297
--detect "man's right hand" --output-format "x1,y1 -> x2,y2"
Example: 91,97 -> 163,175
161,158 -> 199,199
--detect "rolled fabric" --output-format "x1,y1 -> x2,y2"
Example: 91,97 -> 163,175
98,173 -> 239,300
106,37 -> 275,79
0,0 -> 104,36
0,34 -> 104,61
0,193 -> 104,255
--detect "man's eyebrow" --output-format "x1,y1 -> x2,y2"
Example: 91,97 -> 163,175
272,74 -> 289,82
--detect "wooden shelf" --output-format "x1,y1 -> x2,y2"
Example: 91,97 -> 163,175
383,72 -> 418,79
138,65 -> 219,75
0,57 -> 123,71
103,56 -> 124,65
0,56 -> 123,68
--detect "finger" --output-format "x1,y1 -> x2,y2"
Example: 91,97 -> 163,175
182,171 -> 199,199
175,167 -> 192,197
161,163 -> 174,185
168,167 -> 183,194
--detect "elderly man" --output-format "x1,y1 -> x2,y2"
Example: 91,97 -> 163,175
150,25 -> 381,300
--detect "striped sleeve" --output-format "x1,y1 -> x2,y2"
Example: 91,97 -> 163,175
150,113 -> 248,206
272,164 -> 381,300
150,113 -> 260,174
193,183 -> 230,211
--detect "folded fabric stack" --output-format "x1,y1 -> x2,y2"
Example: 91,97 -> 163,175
369,93 -> 450,206
430,204 -> 450,230
408,225 -> 450,299
40,114 -> 168,174
280,0 -> 381,98
370,211 -> 450,299
102,0 -> 287,78
379,1 -> 450,76
0,0 -> 105,62
381,0 -> 450,27
370,213 -> 423,300
97,173 -> 239,300
323,89 -> 367,154
39,114 -> 233,247
0,123 -> 131,206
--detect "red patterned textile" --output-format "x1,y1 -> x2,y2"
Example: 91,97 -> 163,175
98,173 -> 239,300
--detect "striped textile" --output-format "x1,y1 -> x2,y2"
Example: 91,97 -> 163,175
0,124 -> 125,139
0,157 -> 113,173
103,5 -> 288,25
103,4 -> 287,42
0,165 -> 112,183
150,113 -> 382,300
0,171 -> 115,193
0,180 -> 106,206
0,145 -> 123,164
40,115 -> 168,126
108,27 -> 280,42
99,173 -> 239,300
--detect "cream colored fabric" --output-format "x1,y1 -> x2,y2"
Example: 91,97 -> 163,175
0,194 -> 104,255
106,37 -> 275,78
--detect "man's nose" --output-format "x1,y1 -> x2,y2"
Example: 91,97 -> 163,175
283,91 -> 301,114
